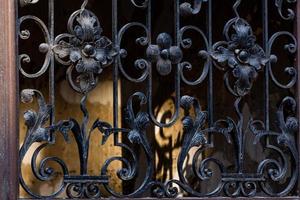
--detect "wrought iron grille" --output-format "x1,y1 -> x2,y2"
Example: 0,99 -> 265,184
17,0 -> 299,198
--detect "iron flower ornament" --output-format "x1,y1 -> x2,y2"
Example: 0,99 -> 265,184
53,9 -> 117,93
68,11 -> 114,74
212,18 -> 269,96
146,33 -> 183,76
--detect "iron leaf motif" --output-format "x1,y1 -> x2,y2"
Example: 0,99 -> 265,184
180,95 -> 208,148
251,97 -> 298,154
179,95 -> 233,154
212,18 -> 269,96
21,89 -> 52,145
125,92 -> 150,144
53,9 -> 118,93
20,89 -> 73,151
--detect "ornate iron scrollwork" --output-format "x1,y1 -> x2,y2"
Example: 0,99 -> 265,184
249,96 -> 298,196
19,89 -> 73,198
18,0 -> 299,198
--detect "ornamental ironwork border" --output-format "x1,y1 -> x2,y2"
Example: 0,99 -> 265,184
17,0 -> 299,198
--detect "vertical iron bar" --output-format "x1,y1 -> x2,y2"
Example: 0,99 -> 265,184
296,0 -> 300,195
146,0 -> 152,127
263,0 -> 269,132
174,0 -> 180,126
146,0 -> 151,105
49,0 -> 55,125
174,0 -> 179,44
147,0 -> 151,35
112,0 -> 118,142
207,0 -> 213,143
173,0 -> 181,180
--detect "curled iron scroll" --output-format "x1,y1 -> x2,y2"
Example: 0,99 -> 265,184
94,92 -> 153,197
130,0 -> 149,8
18,16 -> 51,78
180,0 -> 208,16
250,97 -> 298,196
267,31 -> 297,89
179,25 -> 210,85
117,22 -> 150,83
275,0 -> 297,20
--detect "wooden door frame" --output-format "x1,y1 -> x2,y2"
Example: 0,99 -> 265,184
0,0 -> 300,199
0,0 -> 18,199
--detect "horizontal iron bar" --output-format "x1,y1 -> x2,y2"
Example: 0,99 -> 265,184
222,173 -> 265,181
64,175 -> 109,183
20,197 -> 300,200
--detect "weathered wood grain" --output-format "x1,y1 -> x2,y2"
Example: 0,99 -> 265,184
0,0 -> 18,199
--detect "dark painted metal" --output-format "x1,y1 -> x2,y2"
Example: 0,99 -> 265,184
17,0 -> 299,198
